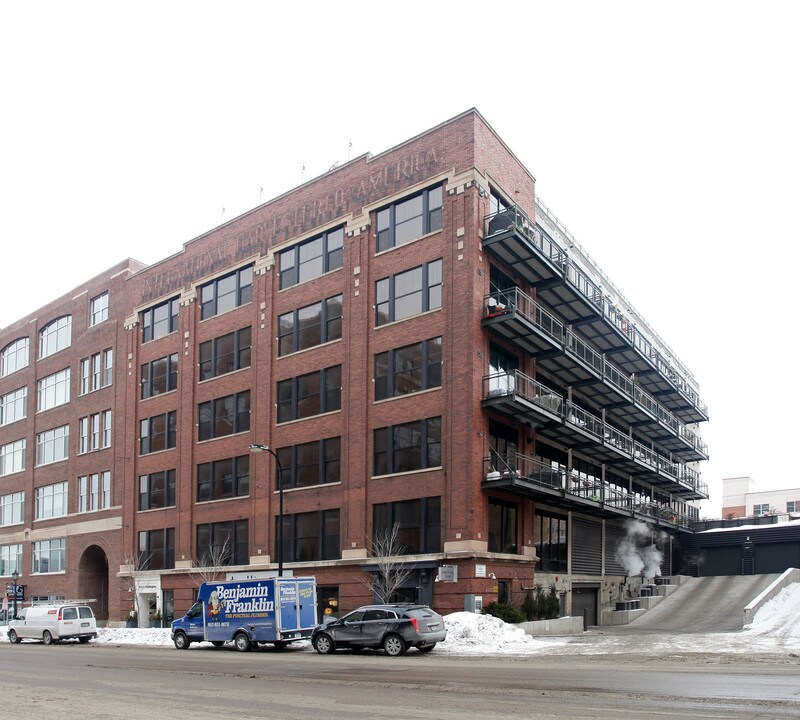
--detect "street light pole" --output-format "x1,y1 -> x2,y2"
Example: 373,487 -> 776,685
11,570 -> 19,620
249,444 -> 284,577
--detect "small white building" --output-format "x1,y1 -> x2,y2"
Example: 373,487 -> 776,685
722,476 -> 800,519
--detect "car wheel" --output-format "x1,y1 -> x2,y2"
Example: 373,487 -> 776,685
382,634 -> 406,657
173,631 -> 191,650
417,643 -> 436,653
313,633 -> 335,654
8,629 -> 20,644
43,630 -> 54,646
234,632 -> 251,652
211,641 -> 225,647
78,637 -> 90,644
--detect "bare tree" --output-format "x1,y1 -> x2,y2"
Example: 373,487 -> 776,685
188,537 -> 231,588
360,523 -> 414,604
119,552 -> 151,624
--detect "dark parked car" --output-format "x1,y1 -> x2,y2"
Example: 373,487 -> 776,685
311,604 -> 447,656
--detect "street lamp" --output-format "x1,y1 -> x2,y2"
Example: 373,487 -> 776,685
249,444 -> 284,577
11,569 -> 19,620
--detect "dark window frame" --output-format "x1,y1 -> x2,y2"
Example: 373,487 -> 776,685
278,295 -> 343,357
372,497 -> 441,555
375,259 -> 442,326
197,455 -> 250,502
279,226 -> 344,290
374,336 -> 442,401
277,509 -> 340,563
488,498 -> 518,554
373,416 -> 441,476
199,264 -> 254,320
198,391 -> 251,441
376,185 -> 443,252
276,366 -> 341,423
534,511 -> 568,572
138,469 -> 177,511
139,411 -> 177,455
141,297 -> 180,343
140,353 -> 179,399
139,527 -> 175,570
275,437 -> 341,490
196,519 -> 249,566
198,327 -> 252,381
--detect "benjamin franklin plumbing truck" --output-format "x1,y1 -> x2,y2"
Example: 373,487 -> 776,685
171,577 -> 317,651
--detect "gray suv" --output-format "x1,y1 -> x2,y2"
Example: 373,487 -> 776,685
311,604 -> 447,656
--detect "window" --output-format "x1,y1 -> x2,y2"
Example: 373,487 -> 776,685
79,472 -> 111,513
141,297 -> 179,343
376,185 -> 443,252
198,391 -> 250,441
489,499 -> 518,554
36,425 -> 69,466
90,292 -> 109,326
373,497 -> 441,554
139,411 -> 177,454
277,366 -> 341,423
278,295 -> 342,356
198,327 -> 251,381
489,188 -> 510,217
39,316 -> 72,358
276,437 -> 340,490
141,353 -> 178,399
0,387 -> 27,426
0,491 -> 24,526
375,337 -> 442,400
80,349 -> 113,394
373,417 -> 442,476
200,264 -> 253,320
197,456 -> 249,502
1,338 -> 29,377
33,538 -> 66,573
78,410 -> 111,453
279,227 -> 344,289
139,470 -> 176,510
37,368 -> 71,411
139,528 -> 175,570
35,481 -> 68,520
788,501 -> 799,513
0,439 -> 26,476
196,519 -> 248,566
375,259 -> 442,326
0,544 -> 22,576
753,503 -> 770,516
277,510 -> 339,563
534,512 -> 568,572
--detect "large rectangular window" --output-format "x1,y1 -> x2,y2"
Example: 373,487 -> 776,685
279,227 -> 344,290
139,411 -> 177,454
376,185 -> 443,252
38,368 -> 70,411
198,392 -> 250,441
80,349 -> 113,394
33,538 -> 66,573
197,456 -> 249,502
90,292 -> 109,326
196,519 -> 248,566
0,544 -> 22,576
0,439 -> 26,476
139,470 -> 176,510
139,528 -> 175,570
36,425 -> 69,466
276,437 -> 340,490
35,481 -> 68,520
79,411 -> 112,454
200,264 -> 253,320
39,316 -> 72,358
488,499 -> 518,554
278,509 -> 339,563
375,259 -> 442,326
534,512 -> 568,572
277,366 -> 341,423
1,338 -> 29,377
375,337 -> 442,401
0,387 -> 27,426
141,297 -> 179,343
372,497 -> 441,555
278,295 -> 342,356
141,353 -> 178,399
0,491 -> 24,526
373,417 -> 441,476
198,327 -> 251,381
79,472 -> 111,513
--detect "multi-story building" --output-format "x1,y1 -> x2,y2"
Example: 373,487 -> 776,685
0,110 -> 709,626
722,477 -> 800,519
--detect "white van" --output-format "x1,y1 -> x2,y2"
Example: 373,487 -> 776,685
7,604 -> 97,645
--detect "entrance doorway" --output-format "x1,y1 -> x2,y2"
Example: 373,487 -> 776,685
78,546 -> 109,622
571,584 -> 599,627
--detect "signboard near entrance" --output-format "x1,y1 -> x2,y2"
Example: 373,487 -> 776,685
438,565 -> 458,583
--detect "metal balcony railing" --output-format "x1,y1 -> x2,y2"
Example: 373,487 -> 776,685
482,371 -> 564,417
483,287 -> 564,345
484,452 -> 566,491
565,402 -> 603,439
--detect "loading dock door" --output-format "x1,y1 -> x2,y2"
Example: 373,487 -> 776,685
571,585 -> 598,627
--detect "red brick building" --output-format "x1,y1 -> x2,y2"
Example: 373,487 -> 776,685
0,110 -> 708,626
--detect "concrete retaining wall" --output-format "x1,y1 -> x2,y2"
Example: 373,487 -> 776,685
742,567 -> 800,626
516,616 -> 585,636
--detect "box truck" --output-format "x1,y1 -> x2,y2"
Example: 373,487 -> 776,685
171,577 -> 317,651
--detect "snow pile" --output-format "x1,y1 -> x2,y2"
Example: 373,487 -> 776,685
743,583 -> 800,638
439,612 -> 567,654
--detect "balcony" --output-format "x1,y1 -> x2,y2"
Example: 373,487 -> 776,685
481,371 -> 563,428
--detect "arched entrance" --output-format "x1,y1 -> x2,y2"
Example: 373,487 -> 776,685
78,546 -> 109,622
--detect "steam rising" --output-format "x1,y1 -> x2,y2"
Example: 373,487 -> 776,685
615,520 -> 664,578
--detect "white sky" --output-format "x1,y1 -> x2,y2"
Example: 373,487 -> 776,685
2,1 -> 798,516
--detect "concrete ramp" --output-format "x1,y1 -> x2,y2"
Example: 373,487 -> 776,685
617,574 -> 780,633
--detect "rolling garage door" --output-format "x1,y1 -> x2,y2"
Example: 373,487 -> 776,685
572,518 -> 602,575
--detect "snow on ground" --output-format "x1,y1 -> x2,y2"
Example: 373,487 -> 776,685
3,583 -> 799,656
